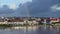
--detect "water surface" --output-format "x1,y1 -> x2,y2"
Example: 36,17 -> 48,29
0,25 -> 60,34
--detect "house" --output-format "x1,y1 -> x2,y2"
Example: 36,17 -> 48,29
50,17 -> 60,24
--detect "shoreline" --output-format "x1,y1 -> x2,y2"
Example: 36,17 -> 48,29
0,23 -> 60,27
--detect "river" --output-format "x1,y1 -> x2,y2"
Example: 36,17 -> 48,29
0,25 -> 60,34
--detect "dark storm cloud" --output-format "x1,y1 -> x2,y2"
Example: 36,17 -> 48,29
0,0 -> 60,17
0,5 -> 15,14
25,0 -> 60,17
27,0 -> 53,13
0,5 -> 16,17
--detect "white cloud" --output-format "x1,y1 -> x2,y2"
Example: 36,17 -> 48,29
51,5 -> 60,11
8,3 -> 17,9
0,3 -> 18,9
56,7 -> 60,10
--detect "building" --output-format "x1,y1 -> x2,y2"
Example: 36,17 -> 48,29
50,17 -> 60,24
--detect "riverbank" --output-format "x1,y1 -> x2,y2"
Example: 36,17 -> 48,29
0,23 -> 60,27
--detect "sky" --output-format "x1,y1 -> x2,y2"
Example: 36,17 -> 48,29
27,0 -> 60,17
0,0 -> 60,17
0,0 -> 32,9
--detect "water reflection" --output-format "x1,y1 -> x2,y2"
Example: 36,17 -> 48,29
0,25 -> 60,34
